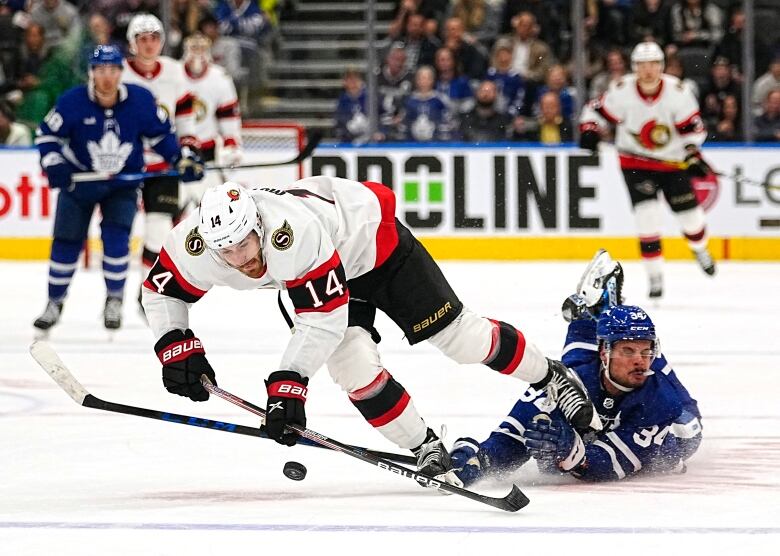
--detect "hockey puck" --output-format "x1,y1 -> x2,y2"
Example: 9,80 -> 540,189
283,461 -> 307,481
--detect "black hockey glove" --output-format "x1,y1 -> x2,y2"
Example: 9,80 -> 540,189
264,370 -> 308,446
683,145 -> 712,178
579,128 -> 601,153
174,143 -> 205,183
155,329 -> 216,402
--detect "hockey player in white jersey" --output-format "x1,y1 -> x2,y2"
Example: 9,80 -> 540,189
180,32 -> 243,209
142,179 -> 602,484
122,14 -> 201,306
579,41 -> 716,299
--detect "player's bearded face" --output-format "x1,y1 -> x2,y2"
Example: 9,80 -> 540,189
92,65 -> 122,97
216,230 -> 265,278
602,339 -> 655,389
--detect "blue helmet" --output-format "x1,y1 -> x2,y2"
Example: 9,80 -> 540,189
89,45 -> 124,68
597,305 -> 656,345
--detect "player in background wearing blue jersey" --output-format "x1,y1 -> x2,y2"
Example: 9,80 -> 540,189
32,45 -> 204,334
449,250 -> 702,484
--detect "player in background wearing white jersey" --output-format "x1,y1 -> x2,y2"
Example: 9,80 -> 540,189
141,179 -> 602,485
180,32 -> 243,210
122,14 -> 203,309
579,41 -> 716,299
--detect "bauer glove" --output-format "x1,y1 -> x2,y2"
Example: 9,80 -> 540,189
155,328 -> 216,401
264,370 -> 308,446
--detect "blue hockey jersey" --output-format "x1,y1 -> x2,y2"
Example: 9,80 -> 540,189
35,83 -> 180,188
453,318 -> 702,483
401,92 -> 457,142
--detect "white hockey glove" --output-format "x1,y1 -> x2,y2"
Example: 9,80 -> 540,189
219,144 -> 243,168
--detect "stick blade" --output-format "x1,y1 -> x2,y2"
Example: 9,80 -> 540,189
29,341 -> 89,405
502,484 -> 531,512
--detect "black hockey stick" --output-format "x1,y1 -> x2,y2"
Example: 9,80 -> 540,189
28,341 -> 415,465
71,131 -> 323,183
202,377 -> 530,512
712,171 -> 780,191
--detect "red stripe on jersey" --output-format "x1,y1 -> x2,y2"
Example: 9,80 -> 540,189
593,95 -> 620,124
360,181 -> 399,268
286,251 -> 342,288
619,154 -> 683,172
635,80 -> 664,103
498,327 -> 527,375
367,391 -> 411,427
127,59 -> 162,80
175,93 -> 194,116
675,111 -> 704,135
143,248 -> 208,298
294,293 -> 348,314
216,100 -> 240,119
145,161 -> 171,172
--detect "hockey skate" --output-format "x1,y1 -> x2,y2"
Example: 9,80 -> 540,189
534,359 -> 602,433
33,300 -> 63,336
648,273 -> 663,299
562,249 -> 623,322
413,428 -> 463,489
104,296 -> 123,330
693,248 -> 716,276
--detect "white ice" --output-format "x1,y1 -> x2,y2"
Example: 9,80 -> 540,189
1,260 -> 779,555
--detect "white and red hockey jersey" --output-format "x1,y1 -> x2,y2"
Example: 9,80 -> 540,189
184,63 -> 241,154
122,56 -> 197,170
580,74 -> 706,171
142,176 -> 399,378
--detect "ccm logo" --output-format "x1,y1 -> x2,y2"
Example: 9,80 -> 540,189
160,339 -> 203,363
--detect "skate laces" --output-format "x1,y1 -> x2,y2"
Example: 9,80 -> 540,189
416,425 -> 450,472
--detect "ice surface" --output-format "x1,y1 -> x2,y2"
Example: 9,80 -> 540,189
1,260 -> 779,555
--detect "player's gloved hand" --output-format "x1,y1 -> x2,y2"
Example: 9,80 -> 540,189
174,145 -> 205,183
683,145 -> 712,178
579,127 -> 601,153
219,144 -> 243,168
155,328 -> 216,402
41,152 -> 73,190
525,415 -> 586,472
264,370 -> 308,446
450,437 -> 487,487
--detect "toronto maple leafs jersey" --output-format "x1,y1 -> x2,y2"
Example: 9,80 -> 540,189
580,74 -> 706,171
142,176 -> 400,379
122,57 -> 196,170
35,84 -> 180,188
184,63 -> 241,154
401,92 -> 456,142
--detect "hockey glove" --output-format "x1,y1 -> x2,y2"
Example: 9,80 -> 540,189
41,152 -> 73,190
264,370 -> 308,446
525,415 -> 586,472
450,437 -> 488,487
683,145 -> 712,178
579,128 -> 601,153
219,144 -> 243,168
155,329 -> 216,402
175,145 -> 205,183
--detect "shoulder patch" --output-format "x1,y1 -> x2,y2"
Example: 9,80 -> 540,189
185,227 -> 206,256
271,220 -> 294,251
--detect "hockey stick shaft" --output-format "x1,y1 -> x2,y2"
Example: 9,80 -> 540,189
28,341 -> 415,464
712,171 -> 780,191
71,131 -> 322,184
201,377 -> 530,512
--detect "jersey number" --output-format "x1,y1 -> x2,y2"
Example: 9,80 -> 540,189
211,215 -> 222,227
304,269 -> 344,308
151,271 -> 174,293
633,425 -> 671,448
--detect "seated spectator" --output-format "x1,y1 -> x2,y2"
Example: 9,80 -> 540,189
199,14 -> 242,80
670,0 -> 724,51
701,56 -> 740,127
501,0 -> 563,58
400,65 -> 456,142
592,0 -> 634,47
396,13 -> 440,71
214,0 -> 271,44
78,14 -> 122,80
631,0 -> 673,46
665,54 -> 700,99
754,89 -> 780,142
461,79 -> 512,142
434,47 -> 474,115
389,0 -> 447,39
445,0 -> 501,47
707,94 -> 741,142
589,48 -> 627,100
0,99 -> 30,145
334,68 -> 370,144
485,38 -> 529,116
533,64 -> 575,120
512,90 -> 572,144
503,11 -> 554,84
442,16 -> 488,81
29,0 -> 82,50
378,44 -> 413,141
752,55 -> 780,116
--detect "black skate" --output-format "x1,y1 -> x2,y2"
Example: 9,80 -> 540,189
104,296 -> 123,330
693,249 -> 716,276
413,428 -> 463,489
33,300 -> 63,332
648,274 -> 663,299
534,359 -> 602,433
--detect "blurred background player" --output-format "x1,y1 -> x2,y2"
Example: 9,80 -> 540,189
32,45 -> 203,334
450,250 -> 702,486
180,32 -> 242,211
141,179 -> 602,485
579,41 -> 716,299
121,13 -> 200,310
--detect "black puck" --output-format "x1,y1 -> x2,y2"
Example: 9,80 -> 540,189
283,461 -> 307,481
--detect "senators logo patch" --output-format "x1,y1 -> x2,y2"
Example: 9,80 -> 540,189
185,227 -> 205,256
271,220 -> 294,251
227,188 -> 240,200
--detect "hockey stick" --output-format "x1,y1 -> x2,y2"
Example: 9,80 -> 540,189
712,171 -> 780,191
201,376 -> 530,512
71,131 -> 323,184
28,341 -> 416,465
